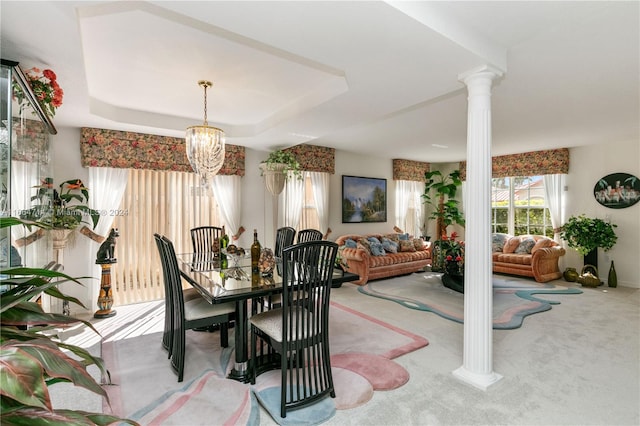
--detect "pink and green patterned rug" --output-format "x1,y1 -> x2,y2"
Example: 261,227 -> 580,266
358,272 -> 582,329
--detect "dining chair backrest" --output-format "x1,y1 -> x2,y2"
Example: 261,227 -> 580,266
275,226 -> 296,275
296,228 -> 323,244
154,233 -> 175,355
190,226 -> 222,255
279,240 -> 338,415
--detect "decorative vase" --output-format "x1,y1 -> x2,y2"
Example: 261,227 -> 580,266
563,267 -> 579,282
608,260 -> 617,288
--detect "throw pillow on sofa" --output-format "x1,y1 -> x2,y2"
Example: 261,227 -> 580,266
412,238 -> 427,251
503,237 -> 521,253
357,238 -> 372,254
381,238 -> 398,253
369,241 -> 386,256
345,238 -> 357,248
515,238 -> 536,254
492,233 -> 510,252
398,240 -> 416,252
531,238 -> 553,253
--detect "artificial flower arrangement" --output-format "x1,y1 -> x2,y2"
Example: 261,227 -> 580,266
434,231 -> 465,275
20,178 -> 99,230
13,67 -> 64,117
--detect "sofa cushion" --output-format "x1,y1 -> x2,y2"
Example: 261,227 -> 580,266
492,233 -> 511,252
398,240 -> 416,252
515,238 -> 536,254
398,233 -> 410,241
503,237 -> 521,253
531,237 -> 553,253
345,238 -> 357,248
357,238 -> 372,254
381,238 -> 398,253
495,253 -> 533,265
369,241 -> 386,256
384,233 -> 400,243
413,238 -> 427,251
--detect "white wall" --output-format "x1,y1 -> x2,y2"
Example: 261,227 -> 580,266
45,131 -> 640,314
564,140 -> 639,288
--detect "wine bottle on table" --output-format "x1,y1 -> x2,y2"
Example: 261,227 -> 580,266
220,226 -> 229,270
251,229 -> 261,285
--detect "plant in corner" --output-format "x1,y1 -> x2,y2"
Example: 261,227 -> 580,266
0,217 -> 137,425
422,170 -> 465,238
560,214 -> 617,269
422,170 -> 465,271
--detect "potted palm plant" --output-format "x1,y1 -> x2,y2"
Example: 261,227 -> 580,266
259,149 -> 303,195
0,217 -> 136,425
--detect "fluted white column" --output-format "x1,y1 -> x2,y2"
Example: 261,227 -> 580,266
453,65 -> 503,390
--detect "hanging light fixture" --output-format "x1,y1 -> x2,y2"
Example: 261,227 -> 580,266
186,80 -> 225,186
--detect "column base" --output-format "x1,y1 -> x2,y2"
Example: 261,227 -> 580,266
452,366 -> 503,391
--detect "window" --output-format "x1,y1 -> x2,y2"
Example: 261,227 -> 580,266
298,172 -> 320,231
112,169 -> 220,305
491,176 -> 552,237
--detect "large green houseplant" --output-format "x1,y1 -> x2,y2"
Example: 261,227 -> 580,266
560,214 -> 618,256
422,169 -> 465,240
0,217 -> 136,425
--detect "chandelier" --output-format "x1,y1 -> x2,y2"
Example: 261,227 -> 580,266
186,80 -> 225,186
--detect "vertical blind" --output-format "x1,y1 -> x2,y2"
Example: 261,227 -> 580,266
112,169 -> 220,305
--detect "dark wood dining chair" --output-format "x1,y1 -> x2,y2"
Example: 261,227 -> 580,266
296,228 -> 323,244
250,240 -> 339,418
154,234 -> 203,357
274,227 -> 296,276
190,226 -> 223,255
156,234 -> 235,382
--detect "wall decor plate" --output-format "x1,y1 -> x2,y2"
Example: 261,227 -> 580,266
593,172 -> 639,209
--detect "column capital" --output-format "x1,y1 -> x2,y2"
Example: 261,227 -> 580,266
458,64 -> 504,84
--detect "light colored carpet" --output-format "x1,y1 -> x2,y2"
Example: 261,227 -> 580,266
97,300 -> 427,424
51,274 -> 640,425
358,272 -> 583,329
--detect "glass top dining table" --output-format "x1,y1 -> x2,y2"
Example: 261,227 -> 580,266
176,251 -> 282,382
176,251 -> 359,382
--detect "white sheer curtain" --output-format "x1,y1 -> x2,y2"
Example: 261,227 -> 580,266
211,174 -> 242,239
309,171 -> 330,235
543,174 -> 565,243
395,180 -> 423,237
88,167 -> 129,305
280,171 -> 304,228
89,167 -> 130,239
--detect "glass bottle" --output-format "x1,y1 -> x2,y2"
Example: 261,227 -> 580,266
251,229 -> 261,284
220,226 -> 229,270
608,260 -> 617,288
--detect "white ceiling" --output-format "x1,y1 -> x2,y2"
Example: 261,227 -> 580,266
1,1 -> 638,163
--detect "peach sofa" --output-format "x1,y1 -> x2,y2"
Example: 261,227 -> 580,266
335,233 -> 431,285
492,233 -> 565,283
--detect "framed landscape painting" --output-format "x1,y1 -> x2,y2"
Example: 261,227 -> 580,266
342,175 -> 387,223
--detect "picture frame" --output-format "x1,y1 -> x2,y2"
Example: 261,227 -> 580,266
342,175 -> 387,223
593,172 -> 640,209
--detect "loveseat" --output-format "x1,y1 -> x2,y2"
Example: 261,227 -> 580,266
335,233 -> 431,285
491,233 -> 565,283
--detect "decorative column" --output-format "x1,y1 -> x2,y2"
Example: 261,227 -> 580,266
453,65 -> 503,390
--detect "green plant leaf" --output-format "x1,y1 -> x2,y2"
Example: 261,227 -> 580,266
0,346 -> 50,410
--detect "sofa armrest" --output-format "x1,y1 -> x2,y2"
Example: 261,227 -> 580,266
531,246 -> 566,282
340,247 -> 370,285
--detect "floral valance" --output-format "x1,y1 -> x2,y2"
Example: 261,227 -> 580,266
459,148 -> 569,180
392,159 -> 430,182
80,127 -> 245,176
283,144 -> 335,174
